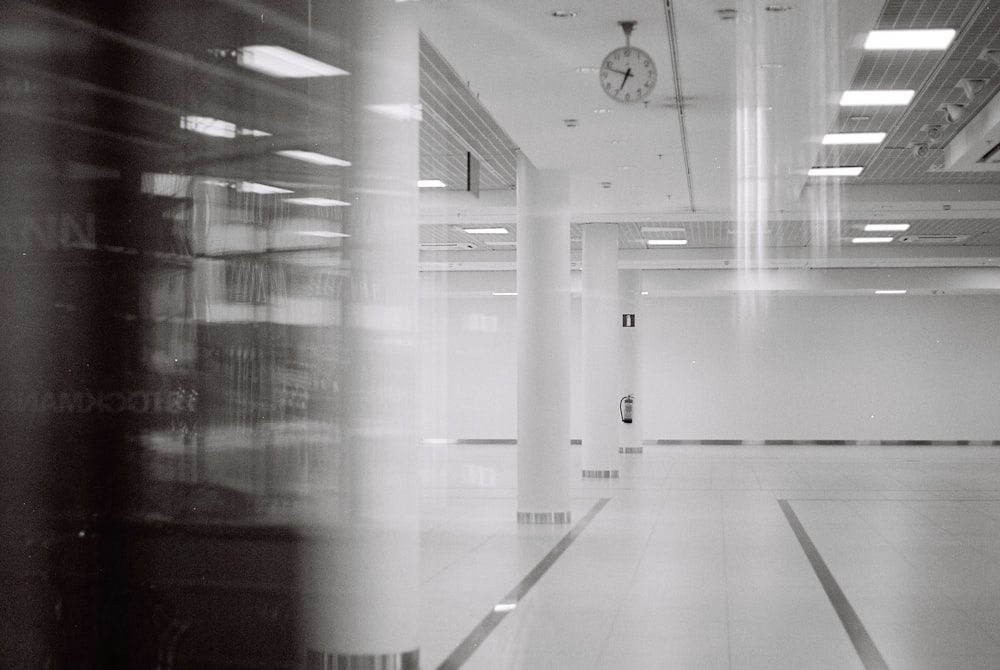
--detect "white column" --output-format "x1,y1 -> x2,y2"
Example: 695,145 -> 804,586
302,1 -> 420,668
581,224 -> 620,478
619,270 -> 643,454
516,152 -> 572,524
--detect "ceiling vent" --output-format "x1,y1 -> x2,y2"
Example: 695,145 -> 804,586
899,234 -> 969,245
419,242 -> 477,251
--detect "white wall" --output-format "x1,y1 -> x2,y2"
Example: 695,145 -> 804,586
644,294 -> 1000,441
419,271 -> 1000,441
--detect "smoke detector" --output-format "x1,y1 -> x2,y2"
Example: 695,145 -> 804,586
921,124 -> 945,141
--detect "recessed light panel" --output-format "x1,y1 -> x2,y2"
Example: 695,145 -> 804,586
297,231 -> 349,238
418,179 -> 447,188
852,237 -> 894,244
463,227 -> 509,234
840,90 -> 914,106
875,289 -> 907,294
865,223 -> 910,232
237,45 -> 348,78
287,197 -> 351,207
822,132 -> 887,145
647,239 -> 688,246
238,181 -> 293,194
864,29 -> 956,50
808,166 -> 864,177
275,150 -> 351,166
180,115 -> 270,138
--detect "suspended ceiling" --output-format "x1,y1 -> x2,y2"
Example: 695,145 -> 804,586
415,0 -> 1000,270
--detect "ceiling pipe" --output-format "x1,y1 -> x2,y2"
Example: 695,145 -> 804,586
661,0 -> 696,212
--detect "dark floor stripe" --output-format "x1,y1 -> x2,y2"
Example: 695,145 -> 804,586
435,498 -> 611,670
778,500 -> 890,670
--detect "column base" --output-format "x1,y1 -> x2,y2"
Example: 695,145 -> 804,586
306,649 -> 420,670
582,469 -> 619,478
517,510 -> 572,524
618,447 -> 644,454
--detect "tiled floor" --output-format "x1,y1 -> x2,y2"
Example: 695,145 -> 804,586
418,443 -> 1000,669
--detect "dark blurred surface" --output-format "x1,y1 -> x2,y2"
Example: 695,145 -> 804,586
1,1 -> 355,666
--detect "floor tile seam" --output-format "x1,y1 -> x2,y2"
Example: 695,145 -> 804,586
418,501 -> 506,533
599,490 -> 675,658
900,499 -> 1000,566
832,498 -> 980,595
419,520 -> 528,586
953,600 -> 1000,649
905,499 -> 1000,537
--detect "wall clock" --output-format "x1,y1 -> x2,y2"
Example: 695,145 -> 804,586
599,21 -> 656,103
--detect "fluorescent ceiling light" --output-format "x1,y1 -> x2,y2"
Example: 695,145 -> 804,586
463,227 -> 509,234
296,231 -> 349,238
237,45 -> 348,78
275,150 -> 351,166
180,115 -> 270,138
840,90 -> 914,106
822,132 -> 887,144
238,181 -> 293,194
875,289 -> 907,294
286,197 -> 351,207
647,239 -> 688,246
808,166 -> 864,177
864,29 -> 956,50
492,292 -> 517,296
865,223 -> 910,232
418,179 -> 447,188
852,237 -> 894,244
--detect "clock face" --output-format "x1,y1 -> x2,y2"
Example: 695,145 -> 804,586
600,46 -> 657,103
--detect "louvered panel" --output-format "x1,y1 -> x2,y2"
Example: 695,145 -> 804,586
420,223 -> 518,248
425,218 -> 1000,251
967,230 -> 1000,246
419,34 -> 518,192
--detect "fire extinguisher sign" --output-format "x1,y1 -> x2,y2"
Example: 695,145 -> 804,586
622,314 -> 635,328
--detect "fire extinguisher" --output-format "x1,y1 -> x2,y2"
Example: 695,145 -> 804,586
620,395 -> 634,424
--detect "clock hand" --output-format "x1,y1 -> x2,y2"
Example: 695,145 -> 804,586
605,66 -> 630,76
618,67 -> 633,91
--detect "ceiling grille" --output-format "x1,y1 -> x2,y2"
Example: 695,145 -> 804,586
422,215 -> 1000,251
818,0 -> 1000,184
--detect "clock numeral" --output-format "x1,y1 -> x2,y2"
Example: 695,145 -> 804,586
644,59 -> 650,67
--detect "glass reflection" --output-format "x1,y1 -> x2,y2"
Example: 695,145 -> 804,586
1,0 -> 358,666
